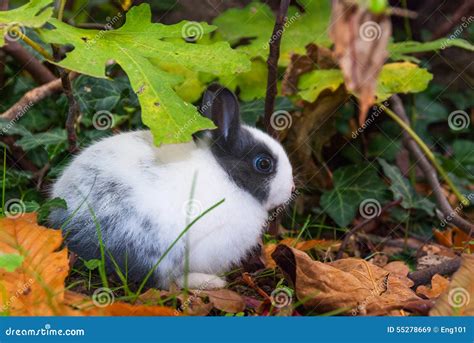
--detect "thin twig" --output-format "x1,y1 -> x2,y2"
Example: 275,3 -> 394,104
336,199 -> 403,259
264,0 -> 291,138
60,70 -> 80,153
0,73 -> 78,120
3,41 -> 56,84
390,95 -> 474,237
382,104 -> 468,206
408,256 -> 461,287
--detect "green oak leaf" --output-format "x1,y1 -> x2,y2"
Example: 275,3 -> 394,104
298,62 -> 432,103
320,164 -> 390,227
378,159 -> 435,215
0,253 -> 24,272
40,4 -> 250,145
0,0 -> 53,46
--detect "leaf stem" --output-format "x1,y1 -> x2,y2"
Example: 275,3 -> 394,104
381,104 -> 469,206
12,28 -> 53,60
57,0 -> 67,22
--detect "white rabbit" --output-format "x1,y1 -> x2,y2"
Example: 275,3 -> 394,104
49,85 -> 294,290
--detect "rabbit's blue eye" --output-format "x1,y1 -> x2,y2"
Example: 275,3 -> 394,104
253,154 -> 274,173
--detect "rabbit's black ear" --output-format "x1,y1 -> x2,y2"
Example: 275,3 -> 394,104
201,84 -> 240,141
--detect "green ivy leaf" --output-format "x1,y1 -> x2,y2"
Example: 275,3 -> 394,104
40,4 -> 251,145
0,253 -> 24,272
378,159 -> 435,215
15,128 -> 67,151
320,164 -> 389,227
0,0 -> 53,46
239,97 -> 296,125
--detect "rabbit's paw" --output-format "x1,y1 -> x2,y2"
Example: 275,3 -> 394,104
176,273 -> 227,290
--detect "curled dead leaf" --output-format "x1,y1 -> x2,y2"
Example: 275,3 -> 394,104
329,0 -> 391,125
272,245 -> 420,315
201,289 -> 245,314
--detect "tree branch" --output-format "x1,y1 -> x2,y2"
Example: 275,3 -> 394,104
2,41 -> 56,84
60,70 -> 80,153
264,0 -> 291,139
390,95 -> 474,237
0,72 -> 78,120
408,256 -> 462,287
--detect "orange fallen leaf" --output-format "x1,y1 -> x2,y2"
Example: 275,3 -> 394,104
272,245 -> 420,315
0,214 -> 74,315
0,215 -> 177,316
416,274 -> 450,299
433,228 -> 473,252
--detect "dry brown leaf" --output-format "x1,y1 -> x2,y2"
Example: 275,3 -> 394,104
201,289 -> 245,313
434,228 -> 473,252
430,254 -> 474,316
329,0 -> 391,125
264,239 -> 340,268
384,261 -> 410,277
416,274 -> 450,299
0,214 -> 74,315
272,245 -> 420,315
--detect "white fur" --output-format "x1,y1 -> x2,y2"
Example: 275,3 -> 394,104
51,129 -> 293,289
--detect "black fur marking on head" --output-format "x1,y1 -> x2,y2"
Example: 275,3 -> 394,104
210,127 -> 278,203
